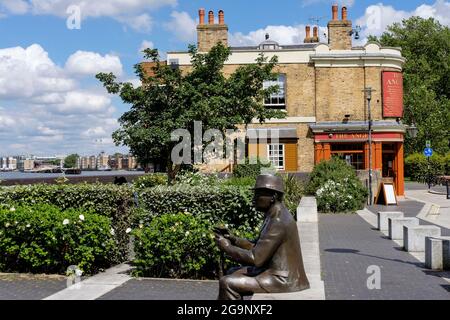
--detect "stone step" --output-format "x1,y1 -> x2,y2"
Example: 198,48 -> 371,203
377,211 -> 404,231
403,225 -> 441,252
425,236 -> 450,270
388,217 -> 420,240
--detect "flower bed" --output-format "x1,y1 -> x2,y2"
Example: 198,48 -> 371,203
0,204 -> 119,275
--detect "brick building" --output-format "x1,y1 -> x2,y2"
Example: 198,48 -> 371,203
161,5 -> 407,195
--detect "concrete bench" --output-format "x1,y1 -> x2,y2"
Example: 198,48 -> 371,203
403,225 -> 441,252
425,236 -> 450,270
388,217 -> 420,240
377,211 -> 404,231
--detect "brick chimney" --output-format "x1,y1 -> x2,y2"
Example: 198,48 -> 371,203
304,25 -> 311,43
327,4 -> 352,50
197,9 -> 229,52
312,26 -> 319,42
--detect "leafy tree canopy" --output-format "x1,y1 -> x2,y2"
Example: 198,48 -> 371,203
97,43 -> 285,181
64,154 -> 79,168
369,17 -> 450,155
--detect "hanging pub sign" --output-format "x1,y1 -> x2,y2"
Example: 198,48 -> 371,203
382,71 -> 404,118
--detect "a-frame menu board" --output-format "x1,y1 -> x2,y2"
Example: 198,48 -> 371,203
375,182 -> 398,205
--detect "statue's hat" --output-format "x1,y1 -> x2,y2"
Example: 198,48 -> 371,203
252,174 -> 284,194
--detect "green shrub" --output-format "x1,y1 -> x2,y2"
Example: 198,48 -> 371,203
132,213 -> 218,279
445,153 -> 450,175
306,157 -> 368,213
133,173 -> 167,189
282,175 -> 305,215
0,183 -> 134,261
135,184 -> 261,233
132,212 -> 260,279
175,171 -> 220,186
315,179 -> 368,213
405,153 -> 446,183
233,158 -> 274,179
0,204 -> 119,275
221,176 -> 256,188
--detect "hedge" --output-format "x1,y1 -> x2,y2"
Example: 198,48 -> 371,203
134,184 -> 262,233
0,183 -> 134,261
405,153 -> 447,184
0,203 -> 119,274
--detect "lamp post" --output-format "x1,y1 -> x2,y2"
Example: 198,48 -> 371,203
363,87 -> 376,206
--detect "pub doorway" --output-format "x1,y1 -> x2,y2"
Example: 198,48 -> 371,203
382,143 -> 396,183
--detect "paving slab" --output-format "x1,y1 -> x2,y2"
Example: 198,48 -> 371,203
319,214 -> 450,300
98,278 -> 219,300
0,273 -> 66,300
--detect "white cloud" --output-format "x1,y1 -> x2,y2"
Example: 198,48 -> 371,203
0,114 -> 15,130
82,126 -> 107,138
356,0 -> 450,44
301,0 -> 355,8
0,44 -> 75,99
0,43 -> 127,156
65,51 -> 123,76
0,0 -> 177,32
1,0 -> 29,14
229,25 -> 328,46
165,11 -> 197,42
53,91 -> 112,114
139,40 -> 154,55
117,13 -> 153,32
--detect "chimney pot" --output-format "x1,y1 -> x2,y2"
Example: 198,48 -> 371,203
304,25 -> 311,43
218,10 -> 224,25
342,6 -> 348,20
313,26 -> 318,38
208,10 -> 214,24
332,4 -> 338,21
199,8 -> 205,25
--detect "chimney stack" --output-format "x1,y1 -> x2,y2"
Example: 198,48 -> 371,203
342,6 -> 348,20
197,9 -> 229,52
199,8 -> 205,25
312,26 -> 319,42
332,3 -> 338,21
218,10 -> 224,25
304,25 -> 311,43
208,10 -> 214,24
328,4 -> 352,50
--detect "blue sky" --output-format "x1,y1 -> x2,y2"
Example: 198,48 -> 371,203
0,0 -> 449,157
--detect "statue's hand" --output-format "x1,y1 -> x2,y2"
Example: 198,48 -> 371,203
214,233 -> 231,250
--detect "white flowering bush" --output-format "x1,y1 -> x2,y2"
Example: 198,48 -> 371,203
132,212 -> 258,279
0,204 -> 119,275
0,183 -> 134,260
316,178 -> 367,213
308,157 -> 368,213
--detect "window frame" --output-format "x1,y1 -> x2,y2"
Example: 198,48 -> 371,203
263,74 -> 287,109
267,144 -> 285,171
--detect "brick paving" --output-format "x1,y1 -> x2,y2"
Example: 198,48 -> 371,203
0,274 -> 66,300
319,214 -> 450,300
98,278 -> 219,300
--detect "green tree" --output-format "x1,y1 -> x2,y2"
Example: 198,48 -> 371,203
64,154 -> 79,168
368,17 -> 450,155
97,43 -> 285,182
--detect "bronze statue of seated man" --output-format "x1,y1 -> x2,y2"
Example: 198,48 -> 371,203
214,174 -> 310,300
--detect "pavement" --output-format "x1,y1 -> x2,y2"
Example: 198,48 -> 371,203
1,181 -> 450,300
319,214 -> 450,299
0,274 -> 67,300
